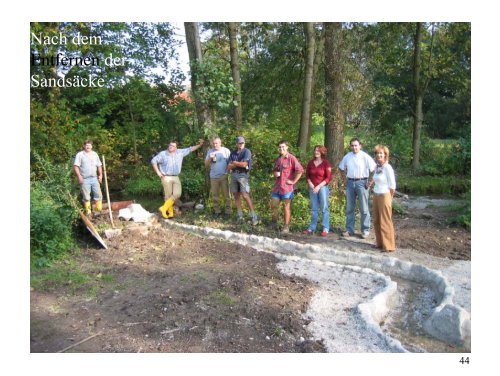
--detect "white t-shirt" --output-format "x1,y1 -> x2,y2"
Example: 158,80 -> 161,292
74,151 -> 102,178
338,150 -> 376,179
373,163 -> 396,194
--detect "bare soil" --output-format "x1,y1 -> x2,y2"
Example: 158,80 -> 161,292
30,200 -> 470,353
31,223 -> 324,353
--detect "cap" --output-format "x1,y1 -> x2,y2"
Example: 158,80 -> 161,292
236,136 -> 245,144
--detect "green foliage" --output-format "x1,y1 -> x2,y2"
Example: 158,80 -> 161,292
125,165 -> 160,197
30,154 -> 79,268
450,190 -> 471,229
207,289 -> 237,307
30,183 -> 77,268
449,130 -> 471,176
362,23 -> 470,139
194,59 -> 237,112
31,256 -> 115,296
392,200 -> 407,216
397,175 -> 470,195
181,170 -> 206,200
30,262 -> 89,292
418,138 -> 463,176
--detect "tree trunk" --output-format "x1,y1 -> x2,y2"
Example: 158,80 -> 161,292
228,22 -> 243,129
306,26 -> 325,151
184,22 -> 211,196
298,22 -> 316,154
412,22 -> 423,172
126,89 -> 138,164
323,22 -> 345,176
184,22 -> 212,129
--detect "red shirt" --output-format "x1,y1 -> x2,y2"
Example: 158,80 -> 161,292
272,153 -> 304,194
306,159 -> 332,187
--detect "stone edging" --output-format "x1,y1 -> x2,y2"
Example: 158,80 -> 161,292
161,221 -> 470,347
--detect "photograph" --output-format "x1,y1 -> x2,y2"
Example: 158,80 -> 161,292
15,1 -> 488,374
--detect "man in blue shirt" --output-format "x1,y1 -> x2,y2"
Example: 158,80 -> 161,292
151,139 -> 204,218
228,136 -> 258,225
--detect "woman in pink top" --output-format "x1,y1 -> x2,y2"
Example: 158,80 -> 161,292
304,145 -> 332,236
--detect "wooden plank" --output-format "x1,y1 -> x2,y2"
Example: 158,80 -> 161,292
100,200 -> 135,211
79,211 -> 108,249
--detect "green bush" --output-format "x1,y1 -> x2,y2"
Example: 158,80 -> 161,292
30,153 -> 79,268
450,190 -> 471,229
30,184 -> 76,267
397,175 -> 470,195
125,165 -> 160,197
181,171 -> 206,200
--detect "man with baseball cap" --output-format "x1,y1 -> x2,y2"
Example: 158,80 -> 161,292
227,136 -> 258,225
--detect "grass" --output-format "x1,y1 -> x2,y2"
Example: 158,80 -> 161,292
273,326 -> 284,337
31,253 -> 115,296
396,173 -> 470,196
31,266 -> 89,293
207,289 -> 238,307
180,270 -> 209,283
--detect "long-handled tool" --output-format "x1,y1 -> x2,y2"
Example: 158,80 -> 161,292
102,155 -> 115,228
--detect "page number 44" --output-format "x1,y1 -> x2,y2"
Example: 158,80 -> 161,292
459,357 -> 470,364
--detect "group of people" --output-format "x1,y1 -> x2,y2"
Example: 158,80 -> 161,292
73,135 -> 396,253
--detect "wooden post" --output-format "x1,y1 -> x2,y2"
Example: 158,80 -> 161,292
102,156 -> 115,228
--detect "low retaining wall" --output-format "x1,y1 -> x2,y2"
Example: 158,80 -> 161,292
161,221 -> 470,347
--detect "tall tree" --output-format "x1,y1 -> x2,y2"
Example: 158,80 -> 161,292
412,22 -> 435,172
184,22 -> 213,129
298,22 -> 316,154
228,22 -> 243,129
306,25 -> 325,147
323,22 -> 345,174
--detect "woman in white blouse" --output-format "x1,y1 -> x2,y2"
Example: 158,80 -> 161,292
368,144 -> 396,252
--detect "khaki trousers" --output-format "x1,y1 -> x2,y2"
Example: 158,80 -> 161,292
161,176 -> 182,201
373,192 -> 396,251
210,175 -> 232,214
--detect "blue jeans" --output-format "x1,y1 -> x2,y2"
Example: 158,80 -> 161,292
346,179 -> 370,234
272,191 -> 294,200
80,176 -> 102,202
308,186 -> 330,232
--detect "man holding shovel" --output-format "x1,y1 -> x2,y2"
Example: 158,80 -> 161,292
151,139 -> 204,218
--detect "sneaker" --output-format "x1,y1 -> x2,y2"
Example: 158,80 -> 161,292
303,229 -> 313,235
270,220 -> 279,230
321,231 -> 328,237
282,225 -> 289,234
342,231 -> 351,238
361,232 -> 370,239
237,215 -> 244,223
251,216 -> 259,226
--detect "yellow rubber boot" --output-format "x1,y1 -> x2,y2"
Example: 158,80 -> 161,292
83,201 -> 91,215
159,198 -> 174,218
167,206 -> 174,218
95,200 -> 102,212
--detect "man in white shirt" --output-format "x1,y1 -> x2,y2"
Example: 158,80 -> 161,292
338,137 -> 376,238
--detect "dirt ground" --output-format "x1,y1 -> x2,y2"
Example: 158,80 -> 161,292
31,224 -> 324,353
30,199 -> 470,353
